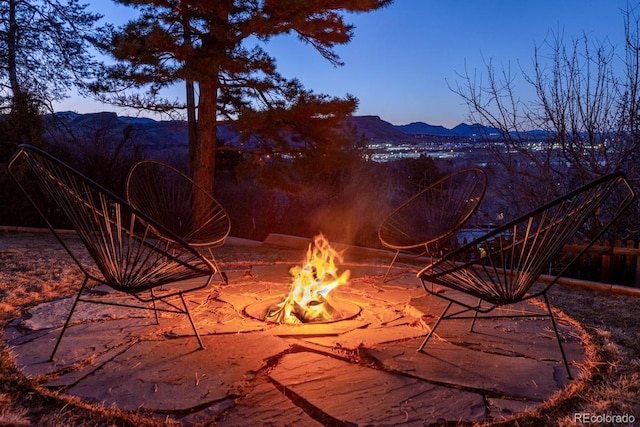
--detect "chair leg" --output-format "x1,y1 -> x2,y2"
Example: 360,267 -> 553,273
469,298 -> 482,333
150,288 -> 159,325
207,248 -> 228,284
543,293 -> 573,380
382,250 -> 400,282
417,301 -> 453,352
50,276 -> 89,361
180,293 -> 204,350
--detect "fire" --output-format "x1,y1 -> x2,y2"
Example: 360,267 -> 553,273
265,234 -> 350,324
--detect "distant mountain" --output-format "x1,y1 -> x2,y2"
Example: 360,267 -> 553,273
394,122 -> 451,136
44,112 -> 190,151
43,112 -> 544,154
347,115 -> 412,142
346,116 -> 507,142
393,121 -> 505,138
450,122 -> 503,137
46,112 -> 416,148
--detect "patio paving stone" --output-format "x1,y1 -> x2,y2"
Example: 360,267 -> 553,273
2,233 -> 587,425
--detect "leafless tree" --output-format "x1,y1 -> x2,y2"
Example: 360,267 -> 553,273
452,6 -> 640,237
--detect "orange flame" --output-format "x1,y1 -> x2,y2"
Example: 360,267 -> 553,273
266,234 -> 350,323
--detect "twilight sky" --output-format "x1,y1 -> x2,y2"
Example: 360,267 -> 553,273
54,1 -> 631,128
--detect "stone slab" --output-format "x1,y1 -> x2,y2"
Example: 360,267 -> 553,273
211,382 -> 323,427
21,295 -> 151,331
7,318 -> 156,377
66,333 -> 289,412
304,324 -> 427,350
269,351 -> 488,426
368,338 -> 576,401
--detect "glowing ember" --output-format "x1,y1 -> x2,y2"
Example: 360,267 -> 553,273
266,234 -> 351,324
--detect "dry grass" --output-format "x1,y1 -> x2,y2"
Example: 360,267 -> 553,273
484,279 -> 640,426
1,231 -> 639,426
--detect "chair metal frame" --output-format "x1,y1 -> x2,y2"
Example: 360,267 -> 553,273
7,145 -> 217,361
416,172 -> 635,379
126,160 -> 231,284
378,168 -> 487,282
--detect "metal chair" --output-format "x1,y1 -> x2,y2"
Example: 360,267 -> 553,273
7,145 -> 217,361
126,160 -> 231,284
378,168 -> 487,281
416,172 -> 635,379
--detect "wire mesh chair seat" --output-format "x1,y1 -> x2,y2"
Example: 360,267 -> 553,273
126,160 -> 231,283
378,168 -> 487,282
416,172 -> 635,379
7,145 -> 217,361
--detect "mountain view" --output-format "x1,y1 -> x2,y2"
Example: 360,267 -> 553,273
45,111 -> 508,150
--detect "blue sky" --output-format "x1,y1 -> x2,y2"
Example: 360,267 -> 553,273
54,1 -> 631,128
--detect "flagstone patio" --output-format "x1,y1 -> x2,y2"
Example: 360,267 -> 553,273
3,233 -> 585,426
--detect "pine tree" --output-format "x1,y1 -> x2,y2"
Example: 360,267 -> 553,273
0,0 -> 104,140
96,0 -> 392,197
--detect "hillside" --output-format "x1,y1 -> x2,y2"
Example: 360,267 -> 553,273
394,122 -> 451,136
42,112 -> 507,152
347,115 -> 413,142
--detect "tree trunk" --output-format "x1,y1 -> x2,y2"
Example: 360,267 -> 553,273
183,11 -> 198,173
186,79 -> 197,160
7,0 -> 22,103
190,78 -> 218,217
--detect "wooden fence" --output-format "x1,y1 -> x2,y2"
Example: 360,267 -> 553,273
561,239 -> 640,287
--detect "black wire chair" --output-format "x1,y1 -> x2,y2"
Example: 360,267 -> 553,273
7,145 -> 217,361
416,172 -> 635,379
126,160 -> 231,284
378,168 -> 487,281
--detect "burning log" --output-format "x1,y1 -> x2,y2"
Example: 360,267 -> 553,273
266,292 -> 339,323
265,234 -> 350,324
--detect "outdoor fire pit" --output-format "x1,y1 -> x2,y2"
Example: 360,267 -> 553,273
2,231 -> 588,425
244,234 -> 361,324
